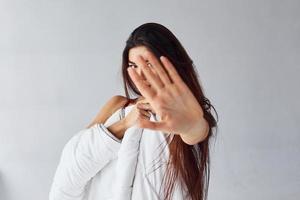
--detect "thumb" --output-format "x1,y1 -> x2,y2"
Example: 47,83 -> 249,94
137,118 -> 165,131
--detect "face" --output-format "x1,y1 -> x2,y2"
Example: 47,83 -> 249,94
128,45 -> 154,90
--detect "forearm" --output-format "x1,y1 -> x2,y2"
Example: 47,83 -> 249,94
107,119 -> 127,140
180,117 -> 209,145
49,125 -> 121,200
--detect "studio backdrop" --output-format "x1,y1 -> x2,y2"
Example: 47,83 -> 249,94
0,0 -> 299,200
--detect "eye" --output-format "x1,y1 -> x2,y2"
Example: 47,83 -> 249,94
146,62 -> 152,67
128,63 -> 137,68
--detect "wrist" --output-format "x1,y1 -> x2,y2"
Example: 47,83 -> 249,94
180,117 -> 209,145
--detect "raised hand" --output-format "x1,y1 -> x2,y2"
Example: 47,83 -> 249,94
127,51 -> 209,145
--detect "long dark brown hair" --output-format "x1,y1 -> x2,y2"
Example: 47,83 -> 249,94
121,22 -> 218,200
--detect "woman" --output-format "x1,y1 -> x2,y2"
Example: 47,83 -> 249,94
49,22 -> 218,200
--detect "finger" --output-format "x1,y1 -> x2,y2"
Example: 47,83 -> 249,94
142,79 -> 151,86
137,98 -> 148,104
127,66 -> 156,99
144,51 -> 172,85
136,55 -> 164,91
137,119 -> 167,133
160,56 -> 184,86
135,96 -> 146,103
138,108 -> 151,118
137,103 -> 156,114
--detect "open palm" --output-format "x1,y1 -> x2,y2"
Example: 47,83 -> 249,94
127,51 -> 207,139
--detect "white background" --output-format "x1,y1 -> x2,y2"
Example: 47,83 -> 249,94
0,0 -> 299,199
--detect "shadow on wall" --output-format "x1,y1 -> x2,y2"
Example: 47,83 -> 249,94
0,171 -> 11,200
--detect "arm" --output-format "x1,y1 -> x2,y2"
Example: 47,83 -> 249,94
49,95 -> 129,200
49,123 -> 121,200
86,95 -> 128,129
180,117 -> 209,145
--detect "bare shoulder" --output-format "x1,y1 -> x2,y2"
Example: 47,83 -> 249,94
107,95 -> 129,113
86,95 -> 129,128
110,95 -> 128,102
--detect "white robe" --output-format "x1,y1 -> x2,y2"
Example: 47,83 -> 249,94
49,104 -> 188,200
